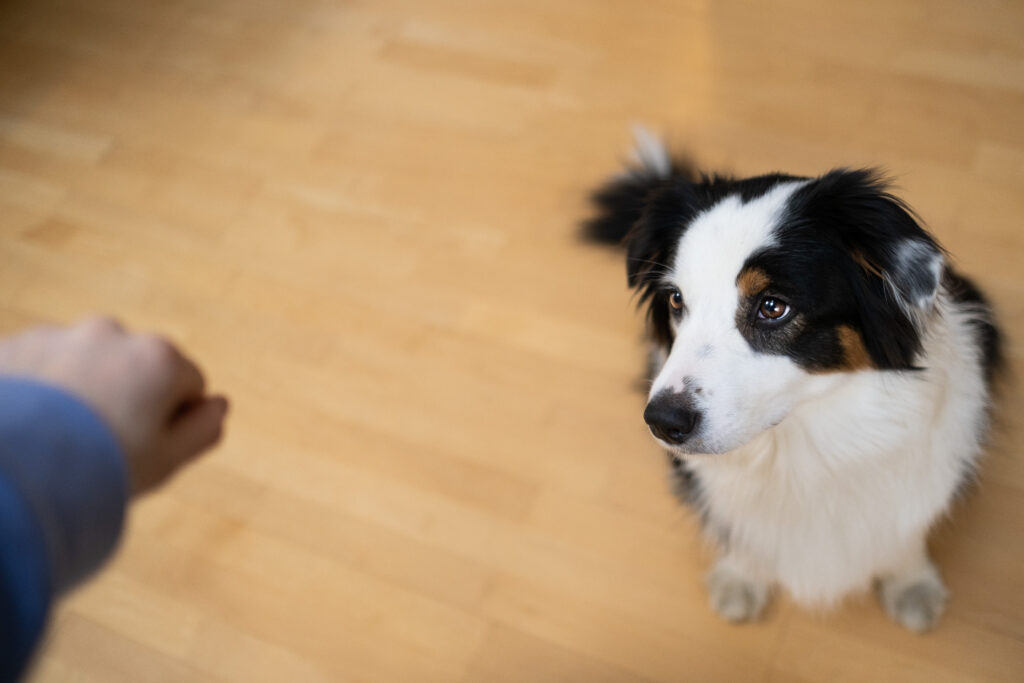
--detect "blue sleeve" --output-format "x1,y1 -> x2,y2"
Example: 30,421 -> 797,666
0,378 -> 129,682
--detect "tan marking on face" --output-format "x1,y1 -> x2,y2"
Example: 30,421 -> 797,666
837,325 -> 873,370
736,267 -> 770,298
851,251 -> 883,278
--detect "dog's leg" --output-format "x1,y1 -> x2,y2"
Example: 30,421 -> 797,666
877,537 -> 948,633
706,553 -> 771,623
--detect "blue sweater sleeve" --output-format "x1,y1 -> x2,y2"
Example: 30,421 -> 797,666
0,378 -> 129,681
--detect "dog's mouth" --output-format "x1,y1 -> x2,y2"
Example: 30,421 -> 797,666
658,439 -> 714,459
654,430 -> 734,457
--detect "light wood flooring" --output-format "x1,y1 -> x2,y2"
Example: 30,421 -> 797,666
1,0 -> 1022,680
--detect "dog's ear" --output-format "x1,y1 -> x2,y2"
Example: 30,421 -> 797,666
623,181 -> 700,347
793,170 -> 944,369
878,238 -> 944,312
625,180 -> 699,286
850,235 -> 943,370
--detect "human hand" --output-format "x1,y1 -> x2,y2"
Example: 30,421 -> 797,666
0,316 -> 228,495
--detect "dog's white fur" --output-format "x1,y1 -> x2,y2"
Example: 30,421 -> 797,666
645,170 -> 990,630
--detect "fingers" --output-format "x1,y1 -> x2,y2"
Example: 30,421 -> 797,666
171,354 -> 207,405
134,334 -> 207,413
166,395 -> 229,465
134,395 -> 228,495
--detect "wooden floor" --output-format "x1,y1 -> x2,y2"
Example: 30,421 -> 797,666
1,0 -> 1022,680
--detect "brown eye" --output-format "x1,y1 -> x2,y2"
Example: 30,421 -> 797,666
757,296 -> 791,321
668,289 -> 684,311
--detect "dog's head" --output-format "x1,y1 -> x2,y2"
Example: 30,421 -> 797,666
627,169 -> 943,455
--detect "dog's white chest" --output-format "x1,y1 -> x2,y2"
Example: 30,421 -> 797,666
689,358 -> 984,606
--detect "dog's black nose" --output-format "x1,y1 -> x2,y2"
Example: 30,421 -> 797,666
644,396 -> 699,445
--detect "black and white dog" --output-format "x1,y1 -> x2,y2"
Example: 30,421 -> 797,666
584,132 -> 1002,632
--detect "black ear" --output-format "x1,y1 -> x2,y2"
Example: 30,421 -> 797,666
623,181 -> 700,347
851,235 -> 943,369
789,169 -> 944,369
581,134 -> 704,350
624,180 -> 700,285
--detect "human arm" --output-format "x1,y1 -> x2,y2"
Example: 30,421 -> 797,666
0,318 -> 228,680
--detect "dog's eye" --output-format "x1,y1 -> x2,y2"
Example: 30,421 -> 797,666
668,289 -> 684,311
757,296 -> 791,322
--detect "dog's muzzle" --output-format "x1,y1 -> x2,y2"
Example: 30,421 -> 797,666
644,391 -> 701,446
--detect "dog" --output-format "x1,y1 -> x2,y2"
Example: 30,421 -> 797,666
583,131 -> 1002,632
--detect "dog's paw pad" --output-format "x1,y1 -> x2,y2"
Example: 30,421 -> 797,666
881,577 -> 948,633
707,570 -> 768,623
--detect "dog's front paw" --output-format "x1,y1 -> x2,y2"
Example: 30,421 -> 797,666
706,562 -> 769,623
879,572 -> 948,633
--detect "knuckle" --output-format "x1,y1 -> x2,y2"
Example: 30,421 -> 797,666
78,315 -> 122,336
138,334 -> 180,368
